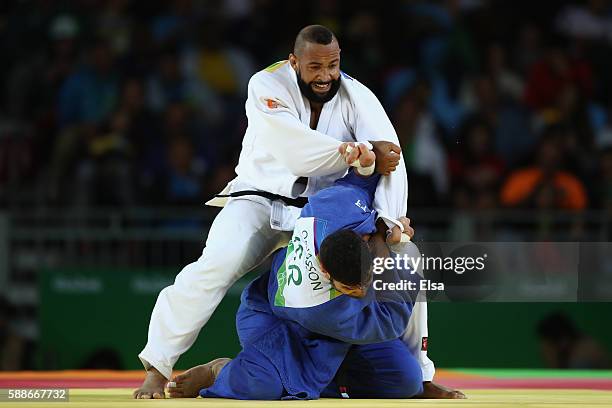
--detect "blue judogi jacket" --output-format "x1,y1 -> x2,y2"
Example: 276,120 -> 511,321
229,170 -> 413,399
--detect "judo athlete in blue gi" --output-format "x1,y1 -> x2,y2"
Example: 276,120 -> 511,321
195,167 -> 423,400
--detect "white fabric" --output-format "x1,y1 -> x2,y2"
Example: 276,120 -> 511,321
403,300 -> 435,381
139,60 -> 434,381
397,240 -> 435,382
139,198 -> 291,379
276,217 -> 335,308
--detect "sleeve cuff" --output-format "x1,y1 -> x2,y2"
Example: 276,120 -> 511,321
378,215 -> 404,233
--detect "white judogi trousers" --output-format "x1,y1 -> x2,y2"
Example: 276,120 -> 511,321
139,198 -> 291,380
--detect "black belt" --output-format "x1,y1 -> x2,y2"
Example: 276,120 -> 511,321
215,190 -> 309,208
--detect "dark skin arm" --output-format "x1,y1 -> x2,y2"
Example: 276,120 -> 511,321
371,141 -> 401,176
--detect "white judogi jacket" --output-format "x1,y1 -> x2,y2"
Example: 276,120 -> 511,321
209,60 -> 407,232
208,60 -> 434,381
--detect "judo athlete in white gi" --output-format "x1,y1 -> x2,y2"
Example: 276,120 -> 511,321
134,25 -> 463,399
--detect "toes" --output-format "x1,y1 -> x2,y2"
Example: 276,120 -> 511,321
139,393 -> 151,399
152,392 -> 165,399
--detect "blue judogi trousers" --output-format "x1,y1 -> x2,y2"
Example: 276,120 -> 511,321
200,338 -> 423,400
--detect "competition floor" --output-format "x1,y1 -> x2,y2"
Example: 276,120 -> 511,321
1,369 -> 611,407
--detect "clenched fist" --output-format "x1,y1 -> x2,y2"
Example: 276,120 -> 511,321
371,141 -> 401,175
339,142 -> 376,168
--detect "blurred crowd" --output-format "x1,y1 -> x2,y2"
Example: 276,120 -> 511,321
2,0 -> 612,214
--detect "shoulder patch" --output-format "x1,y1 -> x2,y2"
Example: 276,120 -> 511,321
265,98 -> 279,109
259,96 -> 287,110
264,60 -> 288,73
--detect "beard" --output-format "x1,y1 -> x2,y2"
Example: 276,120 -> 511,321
296,71 -> 341,104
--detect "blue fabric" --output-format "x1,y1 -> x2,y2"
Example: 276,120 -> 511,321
199,344 -> 286,400
200,170 -> 415,400
300,169 -> 380,239
322,339 -> 424,399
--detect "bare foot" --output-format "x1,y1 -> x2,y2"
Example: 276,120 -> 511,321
166,358 -> 231,398
419,381 -> 467,399
133,367 -> 167,399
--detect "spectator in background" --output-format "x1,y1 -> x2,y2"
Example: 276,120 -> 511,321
484,43 -> 524,104
150,0 -> 195,46
163,136 -> 206,206
5,14 -> 80,121
393,81 -> 448,207
537,311 -> 611,369
146,45 -> 222,124
514,23 -> 543,77
449,118 -> 504,210
556,0 -> 612,106
404,0 -> 478,81
117,78 -> 161,165
57,38 -> 119,128
72,102 -> 126,206
182,19 -> 254,100
501,130 -> 588,211
524,36 -> 592,113
48,37 -> 120,202
138,102 -> 205,205
460,73 -> 534,166
74,78 -> 162,206
341,11 -> 384,88
96,0 -> 132,57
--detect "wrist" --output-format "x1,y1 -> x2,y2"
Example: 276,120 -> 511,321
355,163 -> 375,176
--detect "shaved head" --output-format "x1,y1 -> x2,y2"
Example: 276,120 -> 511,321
290,25 -> 342,104
293,25 -> 338,56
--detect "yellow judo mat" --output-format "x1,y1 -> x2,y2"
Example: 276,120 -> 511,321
2,370 -> 612,407
2,388 -> 612,408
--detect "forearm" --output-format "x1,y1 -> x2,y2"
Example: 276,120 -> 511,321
258,113 -> 348,176
369,219 -> 391,259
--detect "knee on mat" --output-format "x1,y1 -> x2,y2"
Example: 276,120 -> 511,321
382,355 -> 423,398
241,373 -> 284,400
230,355 -> 285,400
393,374 -> 423,398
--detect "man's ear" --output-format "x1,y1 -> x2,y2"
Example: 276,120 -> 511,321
319,261 -> 331,280
289,53 -> 298,70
